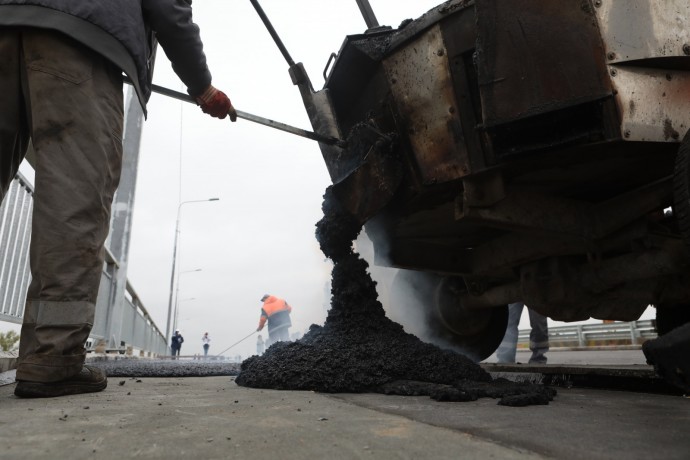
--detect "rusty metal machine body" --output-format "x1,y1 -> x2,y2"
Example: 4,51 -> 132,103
290,0 -> 690,358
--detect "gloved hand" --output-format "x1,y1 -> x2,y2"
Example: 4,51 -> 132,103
196,85 -> 238,121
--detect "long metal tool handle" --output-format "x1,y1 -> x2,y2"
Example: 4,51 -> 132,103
126,78 -> 342,145
246,1 -> 347,148
355,0 -> 380,29
249,0 -> 295,67
215,330 -> 257,357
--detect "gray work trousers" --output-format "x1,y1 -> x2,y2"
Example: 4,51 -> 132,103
267,326 -> 290,346
0,28 -> 124,382
496,302 -> 549,364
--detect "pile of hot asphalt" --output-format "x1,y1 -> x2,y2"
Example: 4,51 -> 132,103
236,187 -> 555,407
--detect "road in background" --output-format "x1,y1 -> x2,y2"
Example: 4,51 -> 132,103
484,348 -> 649,366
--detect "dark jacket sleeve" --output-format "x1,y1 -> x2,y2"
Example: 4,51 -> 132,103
142,0 -> 212,97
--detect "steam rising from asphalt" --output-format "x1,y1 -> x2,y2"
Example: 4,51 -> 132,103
355,233 -> 427,337
355,232 -> 467,355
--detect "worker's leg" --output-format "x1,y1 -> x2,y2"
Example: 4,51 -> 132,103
0,29 -> 30,199
15,29 -> 123,384
496,302 -> 524,363
527,308 -> 549,364
269,327 -> 291,345
275,328 -> 290,342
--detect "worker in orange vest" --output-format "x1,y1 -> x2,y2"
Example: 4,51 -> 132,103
257,294 -> 293,346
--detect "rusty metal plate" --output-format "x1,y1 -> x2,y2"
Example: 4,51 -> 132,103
612,66 -> 690,142
594,0 -> 690,63
331,147 -> 403,225
383,24 -> 470,185
475,0 -> 612,126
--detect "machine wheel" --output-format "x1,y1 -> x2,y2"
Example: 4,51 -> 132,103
656,304 -> 690,336
666,130 -> 690,335
391,270 -> 508,362
673,129 -> 690,251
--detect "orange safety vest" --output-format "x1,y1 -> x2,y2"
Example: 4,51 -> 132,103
258,296 -> 292,332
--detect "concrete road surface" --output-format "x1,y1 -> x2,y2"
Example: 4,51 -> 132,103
0,375 -> 688,460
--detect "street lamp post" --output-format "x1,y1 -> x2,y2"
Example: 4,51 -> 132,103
165,198 -> 219,345
173,270 -> 201,330
173,297 -> 196,333
172,267 -> 200,333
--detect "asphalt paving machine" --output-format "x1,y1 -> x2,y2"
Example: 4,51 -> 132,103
254,0 -> 690,367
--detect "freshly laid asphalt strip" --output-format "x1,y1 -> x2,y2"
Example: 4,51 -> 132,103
90,359 -> 241,378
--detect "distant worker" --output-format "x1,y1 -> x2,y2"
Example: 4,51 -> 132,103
256,294 -> 293,346
202,332 -> 211,357
3,0 -> 236,398
171,330 -> 184,359
496,302 -> 549,364
256,334 -> 265,355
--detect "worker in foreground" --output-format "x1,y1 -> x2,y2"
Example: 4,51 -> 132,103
257,294 -> 293,346
0,0 -> 236,398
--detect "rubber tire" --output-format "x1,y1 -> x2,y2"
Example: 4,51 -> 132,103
656,305 -> 690,336
391,270 -> 508,362
673,129 -> 690,252
666,129 -> 690,335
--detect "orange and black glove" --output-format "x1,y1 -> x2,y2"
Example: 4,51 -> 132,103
196,85 -> 238,121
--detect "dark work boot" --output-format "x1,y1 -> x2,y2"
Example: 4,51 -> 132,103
14,365 -> 107,398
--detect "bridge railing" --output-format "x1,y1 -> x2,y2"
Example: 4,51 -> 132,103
0,173 -> 32,324
518,319 -> 658,348
0,173 -> 167,356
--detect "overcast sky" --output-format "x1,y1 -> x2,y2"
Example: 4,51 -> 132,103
3,0 -> 654,359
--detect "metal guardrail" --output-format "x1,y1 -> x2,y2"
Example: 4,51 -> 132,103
0,174 -> 167,356
518,319 -> 658,348
0,173 -> 32,323
89,252 -> 167,356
